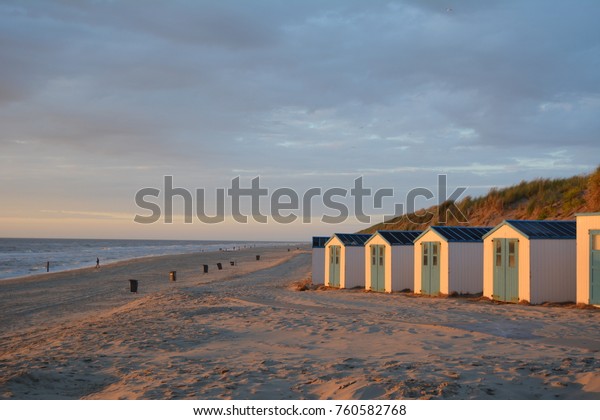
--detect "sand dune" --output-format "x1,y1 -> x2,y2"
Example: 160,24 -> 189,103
1,245 -> 599,399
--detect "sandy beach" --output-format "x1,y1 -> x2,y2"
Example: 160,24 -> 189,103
0,244 -> 599,400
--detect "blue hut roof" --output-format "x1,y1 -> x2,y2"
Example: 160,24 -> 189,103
416,226 -> 493,243
484,220 -> 576,240
312,236 -> 330,248
376,230 -> 423,245
329,233 -> 371,247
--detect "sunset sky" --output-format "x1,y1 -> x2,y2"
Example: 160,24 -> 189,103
1,0 -> 599,240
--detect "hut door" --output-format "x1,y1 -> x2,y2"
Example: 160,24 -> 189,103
591,231 -> 600,305
421,242 -> 440,295
329,245 -> 341,287
370,245 -> 385,292
493,239 -> 519,302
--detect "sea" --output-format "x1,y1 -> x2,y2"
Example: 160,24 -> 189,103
0,238 -> 289,281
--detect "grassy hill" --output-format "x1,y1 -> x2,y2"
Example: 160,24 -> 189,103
360,166 -> 600,234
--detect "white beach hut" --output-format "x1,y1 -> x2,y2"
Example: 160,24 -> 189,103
483,220 -> 576,304
364,230 -> 422,293
311,236 -> 329,285
324,233 -> 371,289
414,226 -> 492,296
576,213 -> 600,305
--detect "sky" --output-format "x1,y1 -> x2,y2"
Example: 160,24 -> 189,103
0,0 -> 599,241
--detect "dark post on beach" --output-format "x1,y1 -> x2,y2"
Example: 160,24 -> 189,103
129,279 -> 138,293
46,261 -> 50,272
203,264 -> 208,274
256,255 -> 260,261
217,263 -> 222,270
169,271 -> 176,282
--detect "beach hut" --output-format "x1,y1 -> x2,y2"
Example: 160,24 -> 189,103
311,236 -> 329,285
576,213 -> 600,305
483,220 -> 576,304
414,226 -> 492,296
324,233 -> 371,289
364,230 -> 422,293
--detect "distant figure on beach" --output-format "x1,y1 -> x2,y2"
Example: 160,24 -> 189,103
96,257 -> 100,269
46,261 -> 50,272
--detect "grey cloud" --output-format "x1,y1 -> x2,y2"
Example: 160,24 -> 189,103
0,0 -> 598,208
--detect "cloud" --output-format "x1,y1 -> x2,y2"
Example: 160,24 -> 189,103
40,209 -> 132,221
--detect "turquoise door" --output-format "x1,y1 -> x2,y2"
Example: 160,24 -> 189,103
492,238 -> 519,302
329,245 -> 341,287
421,242 -> 440,295
591,231 -> 600,305
370,245 -> 385,292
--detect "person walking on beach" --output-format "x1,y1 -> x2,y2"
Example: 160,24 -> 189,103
95,257 -> 100,269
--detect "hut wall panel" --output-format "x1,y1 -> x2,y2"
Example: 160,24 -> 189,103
448,242 -> 484,294
344,246 -> 366,289
393,246 -> 415,292
311,248 -> 325,285
529,239 -> 576,304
